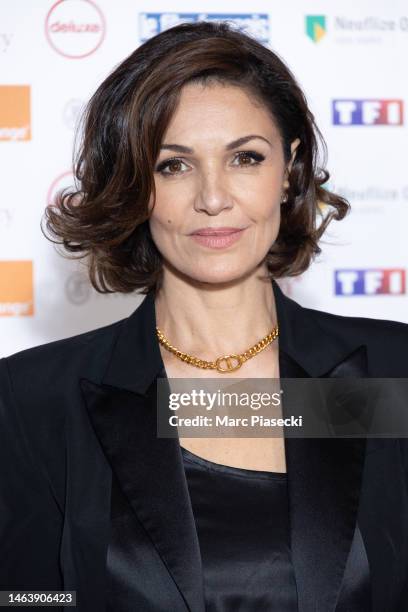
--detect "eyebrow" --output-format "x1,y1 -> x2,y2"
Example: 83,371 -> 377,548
159,134 -> 272,154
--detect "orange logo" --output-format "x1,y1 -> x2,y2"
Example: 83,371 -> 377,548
0,85 -> 31,141
0,261 -> 34,316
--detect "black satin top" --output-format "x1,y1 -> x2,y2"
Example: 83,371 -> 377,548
105,438 -> 371,611
181,446 -> 299,611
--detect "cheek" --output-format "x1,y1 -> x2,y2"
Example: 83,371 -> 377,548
148,182 -> 181,225
249,174 -> 283,215
149,180 -> 191,232
148,190 -> 170,225
148,205 -> 176,246
249,193 -> 281,224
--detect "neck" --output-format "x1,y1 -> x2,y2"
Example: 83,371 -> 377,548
154,268 -> 278,360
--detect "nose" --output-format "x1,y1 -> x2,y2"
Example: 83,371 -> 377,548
193,166 -> 234,215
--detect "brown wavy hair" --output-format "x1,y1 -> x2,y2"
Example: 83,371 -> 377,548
42,20 -> 350,296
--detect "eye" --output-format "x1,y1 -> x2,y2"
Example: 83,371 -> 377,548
155,150 -> 266,177
155,157 -> 189,176
233,150 -> 265,167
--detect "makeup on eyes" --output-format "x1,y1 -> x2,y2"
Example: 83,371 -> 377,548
155,150 -> 266,176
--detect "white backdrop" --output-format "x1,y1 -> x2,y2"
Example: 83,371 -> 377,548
1,0 -> 407,358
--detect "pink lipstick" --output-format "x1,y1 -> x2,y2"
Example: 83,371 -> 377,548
189,227 -> 247,249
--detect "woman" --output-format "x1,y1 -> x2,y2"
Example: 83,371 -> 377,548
1,20 -> 407,612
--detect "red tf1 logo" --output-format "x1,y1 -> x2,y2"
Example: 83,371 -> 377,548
335,269 -> 406,295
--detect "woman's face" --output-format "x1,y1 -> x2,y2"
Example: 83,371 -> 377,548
148,82 -> 299,285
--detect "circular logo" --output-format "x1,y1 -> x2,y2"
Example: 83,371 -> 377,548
63,98 -> 85,129
65,271 -> 91,304
45,0 -> 106,59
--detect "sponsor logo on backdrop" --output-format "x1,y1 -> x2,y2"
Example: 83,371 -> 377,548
0,33 -> 13,54
332,99 -> 404,125
336,185 -> 400,203
45,0 -> 106,59
62,98 -> 85,129
305,14 -> 408,45
335,269 -> 406,296
65,271 -> 91,304
0,260 -> 34,316
305,15 -> 326,43
0,85 -> 31,141
327,183 -> 408,214
139,13 -> 269,43
65,271 -> 135,304
0,209 -> 13,230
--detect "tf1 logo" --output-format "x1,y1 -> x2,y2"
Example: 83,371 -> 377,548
332,99 -> 404,125
335,269 -> 406,295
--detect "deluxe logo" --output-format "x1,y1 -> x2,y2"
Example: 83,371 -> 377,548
0,260 -> 34,316
0,85 -> 31,141
335,269 -> 406,296
332,99 -> 404,125
305,15 -> 326,43
45,0 -> 105,59
139,13 -> 269,43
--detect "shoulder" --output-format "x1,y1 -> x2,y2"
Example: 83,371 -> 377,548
303,303 -> 408,375
0,318 -> 130,513
305,302 -> 408,336
1,316 -> 126,411
0,316 -> 129,479
280,283 -> 408,340
5,316 -> 124,372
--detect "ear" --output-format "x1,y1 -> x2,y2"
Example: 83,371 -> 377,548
283,138 -> 301,188
147,191 -> 156,213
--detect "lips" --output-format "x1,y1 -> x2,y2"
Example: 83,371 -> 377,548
191,227 -> 245,236
189,227 -> 247,249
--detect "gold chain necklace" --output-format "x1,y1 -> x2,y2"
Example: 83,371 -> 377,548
156,324 -> 279,373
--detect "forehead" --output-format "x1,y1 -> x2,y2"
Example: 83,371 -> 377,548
163,81 -> 280,141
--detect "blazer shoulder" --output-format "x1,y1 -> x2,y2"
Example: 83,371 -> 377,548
281,287 -> 408,340
5,316 -> 124,369
0,318 -> 129,518
304,303 -> 408,336
2,316 -> 127,410
303,304 -> 408,374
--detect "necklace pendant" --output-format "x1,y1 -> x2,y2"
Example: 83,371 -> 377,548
215,354 -> 243,373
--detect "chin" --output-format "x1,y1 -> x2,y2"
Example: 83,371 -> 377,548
184,265 -> 249,286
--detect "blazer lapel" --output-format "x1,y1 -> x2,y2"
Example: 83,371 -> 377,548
274,281 -> 370,612
80,291 -> 205,612
80,280 -> 370,612
80,376 -> 205,612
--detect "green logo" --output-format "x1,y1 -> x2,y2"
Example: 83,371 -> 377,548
306,15 -> 326,43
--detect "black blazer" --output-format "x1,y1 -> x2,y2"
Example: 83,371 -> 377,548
1,280 -> 408,612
